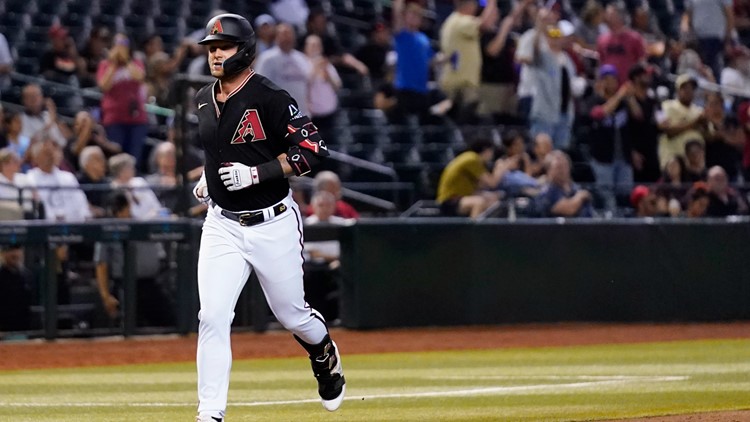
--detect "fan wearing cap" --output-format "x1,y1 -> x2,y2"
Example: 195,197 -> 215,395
40,24 -> 83,85
585,64 -> 637,208
254,14 -> 277,55
629,184 -> 658,217
191,13 -> 344,422
515,8 -> 579,150
657,74 -> 705,169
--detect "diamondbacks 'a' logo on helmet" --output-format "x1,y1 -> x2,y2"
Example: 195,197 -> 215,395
211,20 -> 224,35
231,109 -> 266,144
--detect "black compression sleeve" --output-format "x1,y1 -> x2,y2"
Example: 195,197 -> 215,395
256,159 -> 285,182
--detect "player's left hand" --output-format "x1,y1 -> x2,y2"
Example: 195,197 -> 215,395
218,162 -> 258,191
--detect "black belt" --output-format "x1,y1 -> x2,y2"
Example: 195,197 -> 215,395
214,202 -> 288,226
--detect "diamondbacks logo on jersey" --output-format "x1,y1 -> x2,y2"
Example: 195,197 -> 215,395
211,20 -> 224,35
231,109 -> 266,144
288,104 -> 304,120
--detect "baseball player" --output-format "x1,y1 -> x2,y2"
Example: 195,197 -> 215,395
191,14 -> 345,422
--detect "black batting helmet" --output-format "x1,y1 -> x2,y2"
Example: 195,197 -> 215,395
199,13 -> 256,76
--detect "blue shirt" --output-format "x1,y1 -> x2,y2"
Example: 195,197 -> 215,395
535,183 -> 593,218
394,30 -> 433,93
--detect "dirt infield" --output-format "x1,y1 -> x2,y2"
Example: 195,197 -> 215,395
2,322 -> 749,421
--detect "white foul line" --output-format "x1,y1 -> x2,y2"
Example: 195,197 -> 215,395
0,376 -> 688,408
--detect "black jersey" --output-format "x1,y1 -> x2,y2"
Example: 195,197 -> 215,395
196,70 -> 306,211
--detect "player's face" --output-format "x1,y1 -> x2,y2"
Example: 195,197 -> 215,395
207,41 -> 239,78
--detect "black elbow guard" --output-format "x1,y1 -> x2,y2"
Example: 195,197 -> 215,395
286,146 -> 314,176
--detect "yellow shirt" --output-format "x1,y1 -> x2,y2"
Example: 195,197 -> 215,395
658,99 -> 704,169
436,151 -> 487,203
439,12 -> 482,90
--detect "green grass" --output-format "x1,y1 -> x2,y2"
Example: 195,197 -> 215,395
2,339 -> 750,421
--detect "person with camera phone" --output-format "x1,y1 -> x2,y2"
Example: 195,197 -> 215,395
96,33 -> 149,171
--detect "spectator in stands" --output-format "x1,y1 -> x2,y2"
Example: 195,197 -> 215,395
308,170 -> 360,219
439,0 -> 498,123
516,12 -> 579,150
40,24 -> 84,111
255,24 -> 313,116
528,132 -> 554,180
2,111 -> 32,169
436,138 -> 507,219
303,8 -> 369,77
77,145 -> 110,218
0,245 -> 33,333
0,32 -> 13,96
304,34 -> 342,145
535,150 -> 593,218
109,153 -> 163,220
627,63 -> 662,183
478,0 -> 526,124
141,35 -> 190,109
680,0 -> 737,81
683,183 -> 710,218
584,64 -> 636,210
720,45 -> 750,107
96,33 -> 149,170
676,41 -> 717,84
683,140 -> 708,182
631,3 -> 666,61
19,84 -> 68,148
303,190 -> 353,322
574,0 -> 606,53
26,137 -> 91,222
79,26 -> 112,88
255,14 -> 278,55
0,148 -> 31,206
705,165 -> 748,216
66,111 -> 122,173
702,92 -> 744,181
630,184 -> 659,217
496,129 -> 540,197
145,141 -> 186,214
391,0 -> 436,122
597,2 -> 647,85
355,21 -> 393,84
94,191 -> 173,326
653,159 -> 686,218
657,74 -> 705,169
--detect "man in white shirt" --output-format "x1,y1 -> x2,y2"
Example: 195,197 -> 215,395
19,84 -> 68,148
108,153 -> 163,220
255,23 -> 312,116
26,138 -> 91,222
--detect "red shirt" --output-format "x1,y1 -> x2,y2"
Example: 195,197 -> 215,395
597,29 -> 646,84
96,59 -> 148,126
305,200 -> 360,219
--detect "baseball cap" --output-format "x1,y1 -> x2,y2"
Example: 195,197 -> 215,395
630,185 -> 650,208
675,73 -> 698,90
599,64 -> 618,79
558,20 -> 575,37
254,14 -> 276,27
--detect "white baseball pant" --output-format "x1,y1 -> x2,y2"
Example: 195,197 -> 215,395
196,191 -> 328,415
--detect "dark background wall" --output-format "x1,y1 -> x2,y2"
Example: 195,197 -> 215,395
339,219 -> 750,328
